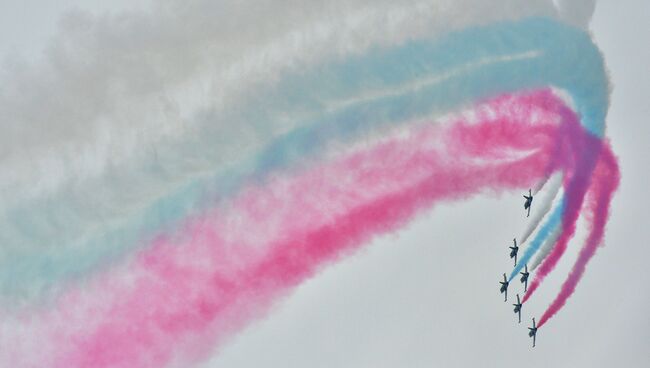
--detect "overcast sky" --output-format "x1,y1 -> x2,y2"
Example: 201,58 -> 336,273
0,1 -> 648,367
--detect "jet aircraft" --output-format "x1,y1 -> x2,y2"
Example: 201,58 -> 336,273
520,264 -> 529,292
528,318 -> 538,347
513,294 -> 522,323
499,273 -> 509,302
523,189 -> 533,217
509,238 -> 519,266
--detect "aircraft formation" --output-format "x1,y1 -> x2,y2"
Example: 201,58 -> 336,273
498,189 -> 537,347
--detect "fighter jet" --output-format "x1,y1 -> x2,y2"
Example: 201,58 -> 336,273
520,264 -> 530,292
528,318 -> 538,347
523,189 -> 533,217
513,294 -> 522,323
499,273 -> 509,302
509,238 -> 519,266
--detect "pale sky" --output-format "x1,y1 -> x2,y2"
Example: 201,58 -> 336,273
0,1 -> 648,367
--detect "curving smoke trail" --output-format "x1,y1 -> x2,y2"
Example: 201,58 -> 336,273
0,0 -> 557,208
515,100 -> 619,331
508,101 -> 588,283
0,91 -> 566,367
0,0 -> 619,363
523,111 -> 604,302
537,142 -> 619,328
0,0 -> 559,248
0,16 -> 611,302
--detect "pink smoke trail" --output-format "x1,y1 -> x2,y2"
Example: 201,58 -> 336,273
62,159 -> 550,368
523,105 -> 604,303
1,91 -> 569,368
537,142 -> 619,328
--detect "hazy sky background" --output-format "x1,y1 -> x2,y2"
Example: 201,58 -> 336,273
0,1 -> 647,367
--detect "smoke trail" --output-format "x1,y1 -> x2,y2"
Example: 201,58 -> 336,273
62,127 -> 556,368
530,219 -> 562,270
523,109 -> 603,302
0,1 -> 558,228
0,18 -> 610,300
532,174 -> 551,195
0,0 -> 556,208
0,92 -> 564,367
537,142 -> 619,328
518,173 -> 563,245
0,1 -> 616,361
508,96 -> 589,283
510,200 -> 564,282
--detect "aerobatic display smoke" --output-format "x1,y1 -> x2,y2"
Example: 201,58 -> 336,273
0,0 -> 618,365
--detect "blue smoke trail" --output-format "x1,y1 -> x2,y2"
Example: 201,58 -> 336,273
0,17 -> 607,300
509,197 -> 565,282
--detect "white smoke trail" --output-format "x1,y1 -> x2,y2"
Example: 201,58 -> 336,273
533,175 -> 550,194
530,223 -> 562,270
0,0 -> 558,253
0,0 -> 556,208
518,173 -> 563,245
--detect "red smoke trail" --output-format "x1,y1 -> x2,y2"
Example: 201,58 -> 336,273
522,104 -> 603,303
61,156 -> 554,368
0,91 -> 567,367
537,142 -> 619,328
